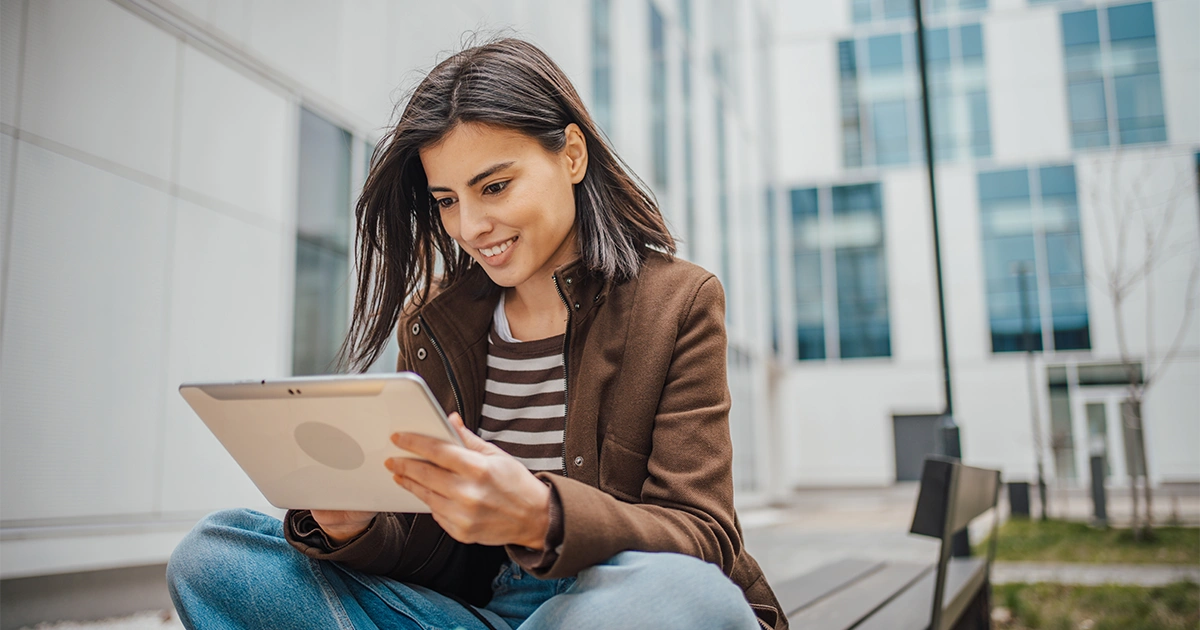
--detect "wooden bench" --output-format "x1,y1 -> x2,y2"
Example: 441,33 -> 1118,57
773,457 -> 1001,630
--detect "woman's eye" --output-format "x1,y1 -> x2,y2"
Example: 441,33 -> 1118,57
435,197 -> 456,210
483,181 -> 509,195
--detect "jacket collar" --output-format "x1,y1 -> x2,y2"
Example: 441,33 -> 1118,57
419,259 -> 611,343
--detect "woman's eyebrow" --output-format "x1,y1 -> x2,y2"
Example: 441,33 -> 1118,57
428,161 -> 516,193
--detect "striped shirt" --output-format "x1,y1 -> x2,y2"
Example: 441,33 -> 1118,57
481,296 -> 567,475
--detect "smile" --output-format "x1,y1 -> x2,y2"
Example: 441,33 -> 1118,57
480,236 -> 517,258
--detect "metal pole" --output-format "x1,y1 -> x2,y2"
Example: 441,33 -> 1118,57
915,0 -> 968,558
1016,263 -> 1050,521
914,0 -> 953,422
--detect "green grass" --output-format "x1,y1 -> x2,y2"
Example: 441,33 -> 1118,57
993,582 -> 1199,630
975,518 -> 1200,565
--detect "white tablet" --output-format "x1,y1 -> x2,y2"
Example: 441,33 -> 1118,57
179,372 -> 462,513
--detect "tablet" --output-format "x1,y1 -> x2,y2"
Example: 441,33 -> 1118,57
179,372 -> 462,513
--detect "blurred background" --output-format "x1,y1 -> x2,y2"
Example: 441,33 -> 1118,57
0,0 -> 1197,627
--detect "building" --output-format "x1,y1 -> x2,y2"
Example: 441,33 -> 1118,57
771,0 -> 1199,489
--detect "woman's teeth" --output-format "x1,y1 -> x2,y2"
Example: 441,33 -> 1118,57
481,237 -> 516,258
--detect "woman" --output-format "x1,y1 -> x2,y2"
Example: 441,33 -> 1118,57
168,38 -> 786,630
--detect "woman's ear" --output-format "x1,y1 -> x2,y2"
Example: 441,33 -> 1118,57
563,123 -> 588,185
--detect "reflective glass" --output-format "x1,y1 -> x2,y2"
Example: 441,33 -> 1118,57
978,168 -> 1030,203
969,90 -> 991,157
1068,79 -> 1109,148
832,183 -> 889,359
1115,73 -> 1167,144
791,188 -> 825,360
925,28 -> 951,66
872,100 -> 910,165
883,0 -> 913,19
868,34 -> 906,73
1061,9 -> 1100,47
960,24 -> 984,60
1107,2 -> 1156,41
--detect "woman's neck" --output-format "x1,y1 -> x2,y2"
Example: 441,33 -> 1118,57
503,278 -> 570,341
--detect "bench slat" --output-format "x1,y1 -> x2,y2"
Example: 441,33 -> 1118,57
786,561 -> 934,630
775,559 -> 885,615
852,557 -> 989,630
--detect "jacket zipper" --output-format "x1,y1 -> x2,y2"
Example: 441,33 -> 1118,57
552,274 -> 572,478
413,314 -> 462,578
418,314 -> 464,420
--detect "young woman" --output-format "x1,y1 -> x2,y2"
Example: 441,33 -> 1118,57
168,38 -> 786,630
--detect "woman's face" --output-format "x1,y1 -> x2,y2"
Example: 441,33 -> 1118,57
420,122 -> 587,294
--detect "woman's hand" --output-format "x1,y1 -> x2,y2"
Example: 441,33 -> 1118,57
308,509 -> 377,545
386,413 -> 551,549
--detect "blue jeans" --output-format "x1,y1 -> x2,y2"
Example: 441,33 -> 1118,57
167,509 -> 759,630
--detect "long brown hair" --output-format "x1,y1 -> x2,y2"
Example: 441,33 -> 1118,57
341,38 -> 675,372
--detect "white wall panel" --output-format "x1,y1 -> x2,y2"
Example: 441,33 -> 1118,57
785,362 -> 942,487
19,0 -> 177,181
1158,0 -> 1200,145
777,0 -> 846,38
774,40 -> 838,183
247,0 -> 340,98
882,170 -> 940,365
938,162 -> 990,365
1143,358 -> 1200,481
956,359 -> 1037,480
177,44 -> 290,223
1,0 -> 25,128
1,142 -> 171,521
988,10 -> 1071,164
339,0 -> 392,128
157,199 -> 286,513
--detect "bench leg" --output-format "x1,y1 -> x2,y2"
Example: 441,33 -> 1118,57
949,577 -> 992,630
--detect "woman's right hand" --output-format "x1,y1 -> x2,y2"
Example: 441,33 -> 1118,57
309,510 -> 377,545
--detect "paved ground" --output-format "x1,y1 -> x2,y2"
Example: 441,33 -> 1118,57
16,483 -> 1200,629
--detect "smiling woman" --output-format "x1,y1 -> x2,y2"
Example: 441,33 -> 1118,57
165,38 -> 785,630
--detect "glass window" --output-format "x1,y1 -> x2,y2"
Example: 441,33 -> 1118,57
926,28 -> 952,67
960,24 -> 984,59
591,0 -> 613,134
883,0 -> 913,19
979,165 -> 1090,353
293,108 -> 352,375
791,188 -> 825,360
1061,3 -> 1166,148
868,34 -> 906,73
790,183 -> 890,361
872,100 -> 910,165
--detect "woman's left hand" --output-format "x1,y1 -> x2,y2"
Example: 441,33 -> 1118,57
385,412 -> 551,549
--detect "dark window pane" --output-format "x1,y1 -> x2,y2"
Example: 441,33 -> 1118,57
832,183 -> 889,359
961,0 -> 987,10
838,40 -> 858,76
792,188 -> 824,361
1061,9 -> 1100,47
832,182 -> 883,215
926,28 -> 951,65
960,23 -> 984,59
297,109 -> 351,247
853,0 -> 872,23
1039,165 -> 1077,197
293,239 -> 350,375
969,90 -> 991,157
883,0 -> 913,19
1107,2 -> 1156,41
872,100 -> 910,165
979,169 -> 1031,202
868,34 -> 906,72
1115,73 -> 1167,144
1067,79 -> 1110,148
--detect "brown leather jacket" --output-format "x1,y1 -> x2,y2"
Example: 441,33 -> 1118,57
285,251 -> 787,630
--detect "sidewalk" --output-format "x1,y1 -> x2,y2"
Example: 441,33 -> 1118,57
991,562 -> 1200,586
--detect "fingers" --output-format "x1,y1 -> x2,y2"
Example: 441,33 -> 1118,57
391,430 -> 475,472
385,457 -> 458,498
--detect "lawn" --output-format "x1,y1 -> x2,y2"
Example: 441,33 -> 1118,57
976,518 -> 1200,565
993,581 -> 1199,630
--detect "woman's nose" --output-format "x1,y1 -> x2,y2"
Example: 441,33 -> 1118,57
457,199 -> 493,243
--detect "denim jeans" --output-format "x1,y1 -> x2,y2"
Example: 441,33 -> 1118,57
167,509 -> 759,630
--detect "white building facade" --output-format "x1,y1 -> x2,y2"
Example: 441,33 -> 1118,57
772,0 -> 1199,489
0,0 -> 779,583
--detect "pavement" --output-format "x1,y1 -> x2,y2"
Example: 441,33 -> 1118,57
14,482 -> 1200,629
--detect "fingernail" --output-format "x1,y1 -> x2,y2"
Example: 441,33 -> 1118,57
384,458 -> 394,471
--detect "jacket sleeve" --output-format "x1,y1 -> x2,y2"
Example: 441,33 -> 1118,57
528,275 -> 743,579
281,318 -> 425,576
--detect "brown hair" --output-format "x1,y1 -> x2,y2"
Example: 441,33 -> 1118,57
341,38 -> 675,372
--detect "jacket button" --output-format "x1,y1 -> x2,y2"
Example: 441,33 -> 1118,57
416,348 -> 427,360
411,323 -> 420,336
573,456 -> 584,467
565,277 -> 572,285
573,303 -> 580,310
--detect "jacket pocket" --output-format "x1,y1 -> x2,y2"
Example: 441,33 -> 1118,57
598,435 -> 649,502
